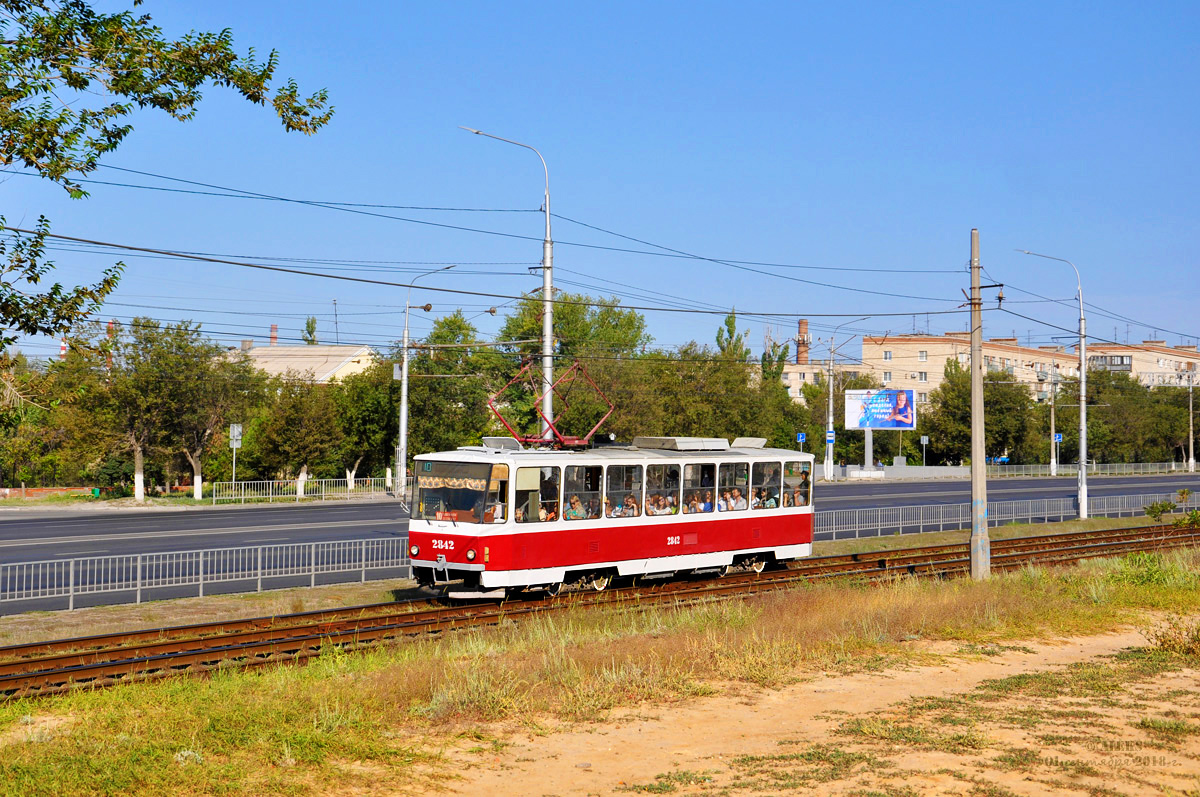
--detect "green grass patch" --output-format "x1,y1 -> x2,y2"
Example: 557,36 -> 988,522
616,769 -> 716,793
1134,716 -> 1200,741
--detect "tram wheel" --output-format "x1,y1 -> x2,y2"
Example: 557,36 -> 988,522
717,565 -> 733,577
748,559 -> 767,574
545,582 -> 564,597
588,574 -> 611,592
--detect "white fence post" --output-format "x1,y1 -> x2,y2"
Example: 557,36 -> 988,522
361,539 -> 367,582
198,550 -> 205,598
310,542 -> 317,588
136,554 -> 143,604
68,558 -> 75,611
256,546 -> 263,592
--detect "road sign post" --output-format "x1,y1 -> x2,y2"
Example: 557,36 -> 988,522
796,431 -> 806,454
921,434 -> 929,467
229,423 -> 243,484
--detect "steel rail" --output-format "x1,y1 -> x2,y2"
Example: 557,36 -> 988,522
3,525 -> 1199,699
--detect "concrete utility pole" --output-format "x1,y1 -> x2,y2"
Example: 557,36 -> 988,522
1020,250 -> 1087,518
461,127 -> 555,441
397,266 -> 455,497
969,229 -> 990,580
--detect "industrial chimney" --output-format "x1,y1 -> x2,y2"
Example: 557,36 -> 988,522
796,319 -> 810,365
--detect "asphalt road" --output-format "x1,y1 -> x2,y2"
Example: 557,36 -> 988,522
0,501 -> 409,564
0,472 -> 1196,564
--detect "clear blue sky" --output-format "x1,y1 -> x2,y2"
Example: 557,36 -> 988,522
8,1 -> 1199,362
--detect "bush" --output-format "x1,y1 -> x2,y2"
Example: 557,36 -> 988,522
1171,509 -> 1200,530
1146,615 -> 1200,657
1144,501 -> 1177,523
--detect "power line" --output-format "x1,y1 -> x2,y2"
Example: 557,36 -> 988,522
25,165 -> 965,287
5,225 -> 969,320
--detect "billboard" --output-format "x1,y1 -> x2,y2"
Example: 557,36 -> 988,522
845,389 -> 916,430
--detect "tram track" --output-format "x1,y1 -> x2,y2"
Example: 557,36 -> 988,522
3,524 -> 1199,699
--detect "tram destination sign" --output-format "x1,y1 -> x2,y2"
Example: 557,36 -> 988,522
845,389 -> 917,430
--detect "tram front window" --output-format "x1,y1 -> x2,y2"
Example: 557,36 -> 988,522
414,461 -> 495,523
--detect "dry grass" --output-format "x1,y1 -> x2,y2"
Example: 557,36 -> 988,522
1,548 -> 1199,795
814,514 -> 1151,557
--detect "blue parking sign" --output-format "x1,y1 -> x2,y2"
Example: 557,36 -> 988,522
826,431 -> 836,443
797,432 -> 806,443
1053,433 -> 1063,443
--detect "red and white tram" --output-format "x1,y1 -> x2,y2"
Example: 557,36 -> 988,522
408,436 -> 815,598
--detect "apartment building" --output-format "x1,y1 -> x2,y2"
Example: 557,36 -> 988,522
859,333 -> 1081,404
1088,341 -> 1199,386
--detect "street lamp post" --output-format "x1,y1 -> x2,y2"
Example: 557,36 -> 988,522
1020,250 -> 1088,518
823,317 -> 867,481
1181,372 -> 1195,473
461,126 -> 555,441
1049,366 -> 1059,477
397,266 -> 455,497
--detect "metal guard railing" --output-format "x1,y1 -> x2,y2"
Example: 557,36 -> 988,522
1,490 -> 1197,611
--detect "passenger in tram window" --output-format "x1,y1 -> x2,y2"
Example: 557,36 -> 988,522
667,494 -> 678,514
586,497 -> 601,519
606,494 -> 621,518
730,488 -> 748,511
622,493 -> 640,516
781,491 -> 792,507
800,470 -> 811,505
514,506 -> 525,522
717,491 -> 729,511
702,490 -> 713,512
565,495 -> 587,520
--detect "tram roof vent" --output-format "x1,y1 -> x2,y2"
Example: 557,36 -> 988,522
632,436 -> 730,451
731,437 -> 767,449
481,436 -> 523,451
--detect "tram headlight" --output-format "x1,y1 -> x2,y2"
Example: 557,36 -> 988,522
409,544 -> 419,557
466,549 -> 476,561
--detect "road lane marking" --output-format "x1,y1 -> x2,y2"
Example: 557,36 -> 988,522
55,550 -> 106,556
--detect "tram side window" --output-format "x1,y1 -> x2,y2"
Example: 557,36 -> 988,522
718,462 -> 750,511
606,464 -> 643,518
515,466 -> 560,522
751,462 -> 782,510
681,463 -> 715,513
564,465 -> 603,520
484,464 -> 509,523
646,464 -> 681,515
782,461 -> 812,507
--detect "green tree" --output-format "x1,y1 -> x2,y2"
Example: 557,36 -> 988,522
302,316 -> 319,345
405,312 -> 502,461
919,358 -> 1036,464
715,310 -> 751,361
336,361 -> 398,483
256,376 -> 343,480
1,1 -> 331,351
496,293 -> 649,439
159,325 -> 266,498
101,318 -> 181,500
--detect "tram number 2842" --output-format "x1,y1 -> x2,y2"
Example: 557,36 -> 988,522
431,539 -> 455,550
666,536 -> 681,546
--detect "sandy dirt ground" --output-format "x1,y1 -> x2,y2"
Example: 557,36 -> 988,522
436,628 -> 1200,796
